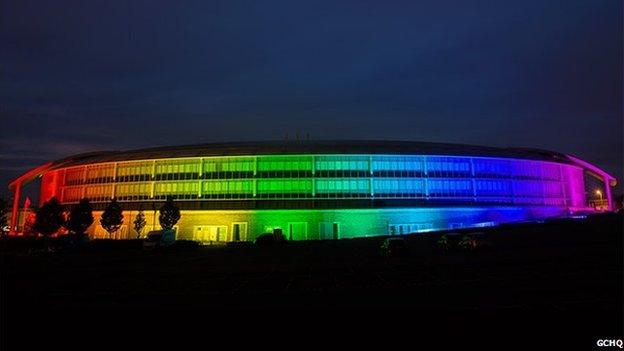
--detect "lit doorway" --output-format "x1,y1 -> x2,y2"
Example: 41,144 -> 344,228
287,222 -> 308,240
231,222 -> 248,242
319,222 -> 340,240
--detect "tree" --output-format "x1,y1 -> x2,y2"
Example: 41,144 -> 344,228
65,198 -> 94,236
22,213 -> 37,237
133,210 -> 146,238
100,198 -> 123,239
0,198 -> 7,236
159,196 -> 180,231
33,197 -> 65,237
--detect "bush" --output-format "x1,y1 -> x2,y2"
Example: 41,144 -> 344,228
90,239 -> 144,251
171,240 -> 200,250
254,233 -> 286,246
437,234 -> 450,251
52,233 -> 90,252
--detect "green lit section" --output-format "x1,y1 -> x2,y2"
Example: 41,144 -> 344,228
203,157 -> 255,173
315,155 -> 369,170
155,159 -> 200,174
257,179 -> 313,194
257,156 -> 313,172
315,179 -> 369,193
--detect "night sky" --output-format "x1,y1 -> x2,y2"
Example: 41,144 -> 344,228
1,0 -> 622,202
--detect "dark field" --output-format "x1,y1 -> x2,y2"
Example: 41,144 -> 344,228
2,214 -> 623,342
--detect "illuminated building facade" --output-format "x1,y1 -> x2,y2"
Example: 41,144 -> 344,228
8,141 -> 616,241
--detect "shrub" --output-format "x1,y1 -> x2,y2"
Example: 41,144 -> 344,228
255,233 -> 286,246
159,197 -> 180,230
100,198 -> 123,238
34,197 -> 64,237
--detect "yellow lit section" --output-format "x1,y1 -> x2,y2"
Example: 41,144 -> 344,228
202,180 -> 253,195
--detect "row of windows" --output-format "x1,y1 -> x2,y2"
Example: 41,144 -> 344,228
62,186 -> 83,203
85,165 -> 115,184
117,162 -> 152,177
154,182 -> 199,195
316,179 -> 370,193
64,168 -> 85,186
203,180 -> 254,194
257,179 -> 313,193
63,193 -> 572,205
59,156 -> 572,186
428,179 -> 473,197
258,157 -> 314,172
317,156 -> 369,171
474,179 -> 563,197
58,179 -> 570,203
84,184 -> 113,202
155,161 -> 200,175
116,183 -> 151,197
61,168 -> 566,184
204,158 -> 255,173
472,159 -> 561,180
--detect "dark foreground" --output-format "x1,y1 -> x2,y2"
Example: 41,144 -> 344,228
2,213 -> 622,345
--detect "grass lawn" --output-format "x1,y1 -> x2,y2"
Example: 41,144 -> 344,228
1,213 -> 622,342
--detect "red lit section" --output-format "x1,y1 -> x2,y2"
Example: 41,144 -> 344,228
40,170 -> 61,204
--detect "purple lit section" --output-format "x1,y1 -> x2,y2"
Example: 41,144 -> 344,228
566,155 -> 617,210
561,164 -> 586,210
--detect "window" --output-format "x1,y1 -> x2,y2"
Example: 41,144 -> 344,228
115,182 -> 151,200
257,156 -> 313,172
154,181 -> 199,199
62,186 -> 83,203
203,157 -> 255,178
427,179 -> 473,197
84,184 -> 113,202
202,180 -> 254,199
257,179 -> 313,198
315,179 -> 369,198
155,160 -> 200,180
511,161 -> 542,179
474,179 -> 511,197
372,156 -> 424,177
512,180 -> 543,197
116,161 -> 152,182
316,156 -> 369,171
373,179 -> 425,198
425,157 -> 471,178
473,159 -> 510,178
64,167 -> 85,185
85,164 -> 115,184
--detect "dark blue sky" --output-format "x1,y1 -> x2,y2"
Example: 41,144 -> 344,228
1,0 -> 622,200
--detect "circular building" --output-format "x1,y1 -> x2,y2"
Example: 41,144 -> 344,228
8,140 -> 616,241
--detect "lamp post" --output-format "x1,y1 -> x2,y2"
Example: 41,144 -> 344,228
595,190 -> 604,210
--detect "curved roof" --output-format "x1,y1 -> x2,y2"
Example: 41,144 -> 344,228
10,140 -> 616,189
46,140 -> 574,168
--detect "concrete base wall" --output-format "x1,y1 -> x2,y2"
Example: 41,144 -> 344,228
85,206 -> 568,242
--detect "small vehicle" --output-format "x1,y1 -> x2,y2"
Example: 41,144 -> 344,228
143,231 -> 163,249
439,232 -> 491,252
143,229 -> 176,249
380,237 -> 408,257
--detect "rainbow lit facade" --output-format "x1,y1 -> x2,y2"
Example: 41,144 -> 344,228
8,141 -> 616,241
